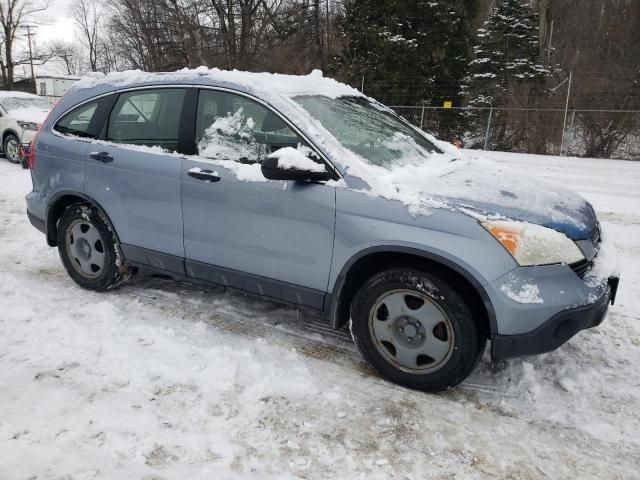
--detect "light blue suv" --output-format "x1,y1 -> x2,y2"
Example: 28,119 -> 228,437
25,69 -> 619,392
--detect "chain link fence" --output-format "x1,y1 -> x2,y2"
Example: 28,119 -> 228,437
389,105 -> 640,160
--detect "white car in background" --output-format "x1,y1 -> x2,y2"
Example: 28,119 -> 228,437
0,91 -> 54,164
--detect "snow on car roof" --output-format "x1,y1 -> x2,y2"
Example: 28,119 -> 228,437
74,67 -> 364,99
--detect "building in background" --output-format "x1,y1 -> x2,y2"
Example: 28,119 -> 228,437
8,75 -> 80,101
35,75 -> 80,99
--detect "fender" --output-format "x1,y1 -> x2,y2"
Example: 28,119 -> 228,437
2,128 -> 20,146
326,245 -> 498,335
46,190 -> 120,247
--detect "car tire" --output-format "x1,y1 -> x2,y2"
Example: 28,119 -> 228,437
57,204 -> 128,291
350,268 -> 485,393
3,133 -> 20,164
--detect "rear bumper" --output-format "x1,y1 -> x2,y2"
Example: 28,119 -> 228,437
491,276 -> 619,362
27,209 -> 46,234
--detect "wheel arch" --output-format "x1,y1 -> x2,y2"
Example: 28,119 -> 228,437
2,129 -> 20,147
46,191 -> 119,247
326,247 -> 497,338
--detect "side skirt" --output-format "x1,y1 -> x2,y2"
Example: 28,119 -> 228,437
121,244 -> 327,313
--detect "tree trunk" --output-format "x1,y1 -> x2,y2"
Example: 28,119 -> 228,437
227,0 -> 237,68
5,36 -> 13,86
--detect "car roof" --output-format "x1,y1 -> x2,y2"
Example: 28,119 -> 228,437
57,68 -> 363,113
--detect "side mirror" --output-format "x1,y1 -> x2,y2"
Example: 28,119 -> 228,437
261,148 -> 331,182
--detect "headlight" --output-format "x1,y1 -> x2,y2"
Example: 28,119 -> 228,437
482,220 -> 585,266
18,121 -> 40,131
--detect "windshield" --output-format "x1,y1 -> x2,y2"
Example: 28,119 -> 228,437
0,96 -> 54,112
293,95 -> 441,168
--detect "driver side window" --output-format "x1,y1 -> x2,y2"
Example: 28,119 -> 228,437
196,90 -> 306,164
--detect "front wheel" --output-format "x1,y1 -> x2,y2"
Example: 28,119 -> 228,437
350,268 -> 485,392
57,205 -> 128,291
3,134 -> 20,164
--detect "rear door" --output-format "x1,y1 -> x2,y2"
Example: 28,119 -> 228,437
180,89 -> 336,308
38,96 -> 113,206
83,87 -> 189,273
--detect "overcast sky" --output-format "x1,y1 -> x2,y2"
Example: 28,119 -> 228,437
37,0 -> 75,43
14,0 -> 75,78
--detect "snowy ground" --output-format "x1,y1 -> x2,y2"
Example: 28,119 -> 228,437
1,152 -> 639,479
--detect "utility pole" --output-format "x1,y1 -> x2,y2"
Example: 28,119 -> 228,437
560,70 -> 573,156
24,25 -> 37,93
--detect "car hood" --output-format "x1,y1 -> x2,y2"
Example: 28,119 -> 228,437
8,106 -> 50,124
372,156 -> 597,240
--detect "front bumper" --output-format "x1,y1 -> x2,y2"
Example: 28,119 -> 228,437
20,129 -> 36,145
491,276 -> 619,362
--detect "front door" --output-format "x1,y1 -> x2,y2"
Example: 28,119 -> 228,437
83,87 -> 187,273
181,89 -> 336,308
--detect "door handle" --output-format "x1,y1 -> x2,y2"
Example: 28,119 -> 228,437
188,168 -> 221,182
89,151 -> 114,163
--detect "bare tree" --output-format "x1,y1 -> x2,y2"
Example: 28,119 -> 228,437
72,0 -> 101,71
47,40 -> 84,75
208,0 -> 286,70
0,0 -> 51,86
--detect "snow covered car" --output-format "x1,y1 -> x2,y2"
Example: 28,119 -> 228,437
25,69 -> 619,392
0,91 -> 54,164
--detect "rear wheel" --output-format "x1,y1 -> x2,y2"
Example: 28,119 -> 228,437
3,134 -> 20,164
57,205 -> 127,291
350,268 -> 485,392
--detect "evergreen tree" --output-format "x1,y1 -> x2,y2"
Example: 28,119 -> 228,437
462,0 -> 562,151
334,0 -> 478,133
463,0 -> 552,107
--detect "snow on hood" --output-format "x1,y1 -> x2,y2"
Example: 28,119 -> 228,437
347,153 -> 596,239
8,106 -> 49,124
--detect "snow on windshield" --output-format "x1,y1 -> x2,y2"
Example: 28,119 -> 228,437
293,95 -> 453,169
290,94 -> 589,224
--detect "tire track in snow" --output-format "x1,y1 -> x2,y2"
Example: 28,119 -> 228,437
119,276 -> 640,475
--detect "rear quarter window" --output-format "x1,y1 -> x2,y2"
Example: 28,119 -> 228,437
54,96 -> 113,139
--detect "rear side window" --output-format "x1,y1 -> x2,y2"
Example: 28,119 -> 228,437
54,97 -> 111,138
107,89 -> 185,152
